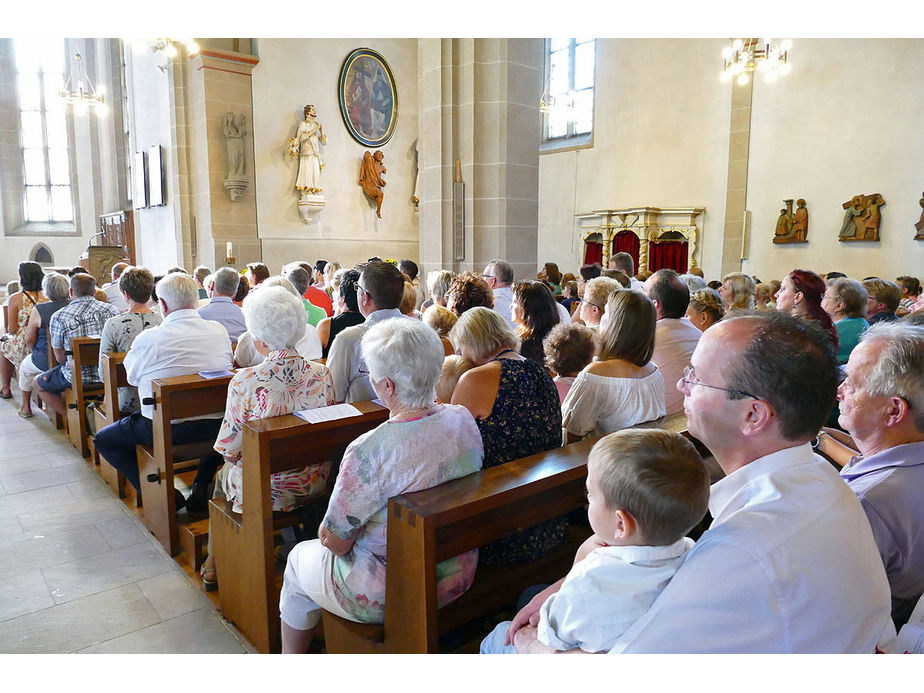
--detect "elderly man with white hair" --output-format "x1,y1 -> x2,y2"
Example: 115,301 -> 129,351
93,272 -> 233,512
198,266 -> 247,342
816,322 -> 924,629
199,285 -> 336,590
279,318 -> 484,653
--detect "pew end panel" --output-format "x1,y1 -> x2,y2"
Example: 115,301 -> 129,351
95,353 -> 132,497
64,336 -> 103,459
210,400 -> 389,654
138,373 -> 233,557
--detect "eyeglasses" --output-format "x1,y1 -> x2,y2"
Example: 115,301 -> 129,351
356,284 -> 367,296
481,274 -> 495,280
579,298 -> 601,309
680,365 -> 758,400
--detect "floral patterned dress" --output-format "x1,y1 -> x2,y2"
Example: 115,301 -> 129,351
1,291 -> 45,367
476,357 -> 568,564
213,349 -> 335,513
323,404 -> 484,623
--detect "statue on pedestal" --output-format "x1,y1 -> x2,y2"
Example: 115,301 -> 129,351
288,104 -> 327,223
222,112 -> 250,202
915,191 -> 924,240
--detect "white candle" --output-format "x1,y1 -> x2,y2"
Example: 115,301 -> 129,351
226,241 -> 233,259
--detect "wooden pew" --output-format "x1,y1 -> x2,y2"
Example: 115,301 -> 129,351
63,336 -> 103,458
209,400 -> 389,654
321,435 -> 597,654
93,352 -> 137,502
45,329 -> 66,431
137,373 -> 233,557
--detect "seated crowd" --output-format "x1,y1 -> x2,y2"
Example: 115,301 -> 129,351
1,251 -> 921,655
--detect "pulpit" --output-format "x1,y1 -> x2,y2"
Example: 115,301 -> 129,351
80,246 -> 128,287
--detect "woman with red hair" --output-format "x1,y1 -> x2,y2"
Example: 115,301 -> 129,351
775,269 -> 839,352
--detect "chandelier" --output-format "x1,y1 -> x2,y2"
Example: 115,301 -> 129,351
59,49 -> 107,116
150,38 -> 200,57
721,38 -> 791,85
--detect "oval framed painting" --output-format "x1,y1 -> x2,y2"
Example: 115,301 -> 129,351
338,48 -> 398,148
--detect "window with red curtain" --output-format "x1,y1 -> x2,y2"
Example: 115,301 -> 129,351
584,241 -> 603,265
611,230 -> 640,272
649,241 -> 688,274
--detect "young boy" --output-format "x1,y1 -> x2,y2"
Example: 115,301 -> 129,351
480,428 -> 710,653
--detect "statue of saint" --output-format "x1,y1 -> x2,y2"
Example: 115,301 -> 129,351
839,196 -> 864,239
289,105 -> 326,196
862,194 -> 885,241
223,113 -> 246,179
915,191 -> 924,239
774,207 -> 794,238
359,150 -> 386,218
791,198 -> 808,242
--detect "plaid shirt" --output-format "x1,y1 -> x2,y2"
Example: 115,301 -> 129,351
49,296 -> 120,384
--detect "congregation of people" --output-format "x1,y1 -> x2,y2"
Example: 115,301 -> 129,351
1,250 -> 922,654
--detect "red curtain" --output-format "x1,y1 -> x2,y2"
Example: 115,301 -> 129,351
584,241 -> 603,265
649,241 -> 688,274
611,231 -> 640,271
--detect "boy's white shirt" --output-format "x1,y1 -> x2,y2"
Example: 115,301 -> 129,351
537,537 -> 694,653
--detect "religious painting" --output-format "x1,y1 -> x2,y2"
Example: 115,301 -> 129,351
773,198 -> 808,243
338,48 -> 398,148
838,193 -> 885,242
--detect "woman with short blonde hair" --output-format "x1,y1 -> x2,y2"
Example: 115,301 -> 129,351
686,288 -> 725,332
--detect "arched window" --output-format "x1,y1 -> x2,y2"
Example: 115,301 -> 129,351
31,244 -> 53,265
13,39 -> 73,223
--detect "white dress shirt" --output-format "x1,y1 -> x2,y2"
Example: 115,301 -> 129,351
326,308 -> 408,403
124,308 -> 233,419
103,282 -> 128,313
610,444 -> 895,653
555,301 -> 572,325
539,538 -> 693,653
651,317 -> 701,416
491,286 -> 515,329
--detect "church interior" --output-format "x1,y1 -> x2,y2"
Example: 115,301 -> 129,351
1,19 -> 923,663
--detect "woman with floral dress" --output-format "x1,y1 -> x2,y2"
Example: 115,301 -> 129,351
200,285 -> 336,590
279,318 -> 483,653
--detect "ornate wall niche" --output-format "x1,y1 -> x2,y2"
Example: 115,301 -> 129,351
575,206 -> 704,274
30,243 -> 53,265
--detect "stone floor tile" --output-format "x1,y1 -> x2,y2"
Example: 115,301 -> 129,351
0,484 -> 74,520
94,515 -> 151,550
0,453 -> 53,477
0,569 -> 55,622
16,495 -> 128,534
0,583 -> 160,653
67,476 -> 114,502
77,606 -> 250,654
0,525 -> 111,581
0,461 -> 95,494
136,571 -> 214,621
42,540 -> 174,604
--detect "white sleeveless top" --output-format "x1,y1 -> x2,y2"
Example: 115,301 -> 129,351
561,365 -> 666,438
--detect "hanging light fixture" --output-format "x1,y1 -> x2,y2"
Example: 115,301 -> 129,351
59,49 -> 107,116
720,38 -> 791,84
149,38 -> 200,57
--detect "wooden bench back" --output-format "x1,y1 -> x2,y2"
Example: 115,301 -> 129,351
141,373 -> 233,554
98,352 -> 127,420
66,336 -> 102,393
209,399 -> 388,653
377,436 -> 595,652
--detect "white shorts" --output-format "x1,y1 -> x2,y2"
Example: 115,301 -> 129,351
278,538 -> 360,630
18,353 -> 43,392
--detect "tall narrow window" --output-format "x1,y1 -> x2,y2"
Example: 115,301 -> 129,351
14,39 -> 73,223
543,38 -> 596,143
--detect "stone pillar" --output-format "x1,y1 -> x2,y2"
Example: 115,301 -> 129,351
183,48 -> 260,271
418,38 -> 542,281
720,78 -> 753,277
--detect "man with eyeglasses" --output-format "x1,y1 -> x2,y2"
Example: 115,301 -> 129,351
577,277 -> 621,329
816,322 -> 924,630
326,260 -> 408,403
506,311 -> 894,653
481,259 -> 516,329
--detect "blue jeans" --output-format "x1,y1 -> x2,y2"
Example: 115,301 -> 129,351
93,412 -> 223,492
480,621 -> 518,654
